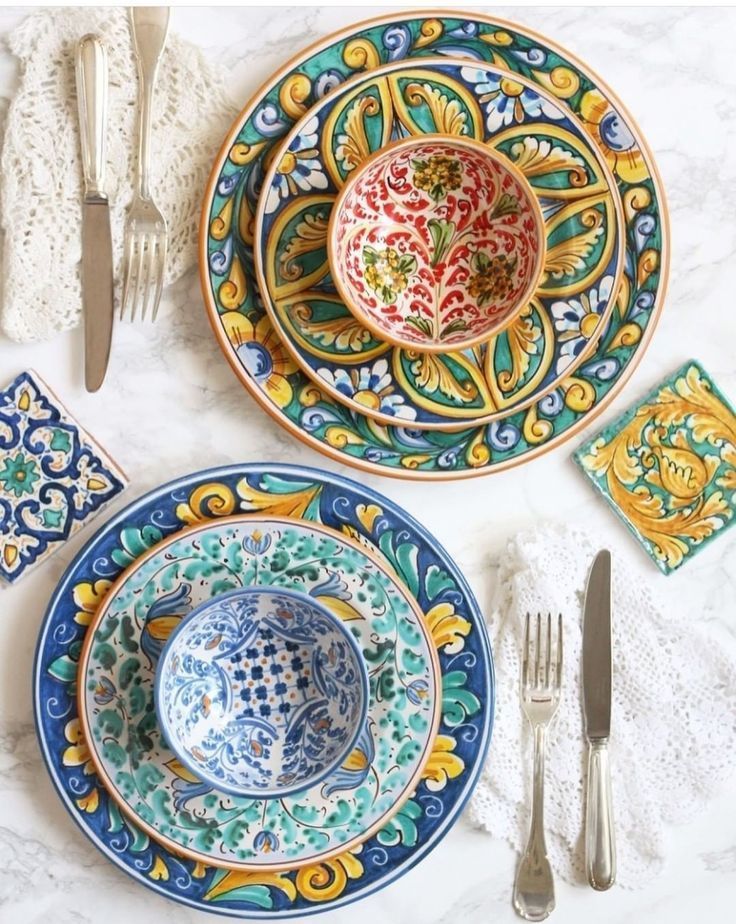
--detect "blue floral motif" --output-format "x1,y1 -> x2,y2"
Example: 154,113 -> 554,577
461,65 -> 565,132
243,529 -> 271,555
253,830 -> 280,854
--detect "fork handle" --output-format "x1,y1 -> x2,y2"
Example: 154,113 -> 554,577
585,739 -> 616,890
129,7 -> 170,198
513,725 -> 554,920
76,35 -> 108,199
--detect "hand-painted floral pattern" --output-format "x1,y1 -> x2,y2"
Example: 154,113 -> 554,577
0,370 -> 127,583
551,275 -> 615,374
317,358 -> 417,420
460,68 -> 567,132
205,14 -> 664,469
332,138 -> 545,351
468,253 -> 518,307
575,362 -> 736,573
265,116 -> 329,214
79,514 -> 441,872
362,246 -> 417,303
411,154 -> 463,202
252,58 -> 626,430
156,587 -> 367,797
579,89 -> 648,183
38,466 -> 490,915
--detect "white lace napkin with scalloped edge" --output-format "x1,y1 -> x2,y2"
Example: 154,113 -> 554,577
468,523 -> 736,888
0,7 -> 238,342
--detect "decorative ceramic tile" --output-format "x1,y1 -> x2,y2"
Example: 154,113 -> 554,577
0,370 -> 128,584
575,361 -> 736,574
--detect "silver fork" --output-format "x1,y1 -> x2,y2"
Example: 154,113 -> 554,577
513,612 -> 563,921
122,7 -> 170,321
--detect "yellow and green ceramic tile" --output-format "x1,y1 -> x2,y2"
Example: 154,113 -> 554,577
575,361 -> 736,574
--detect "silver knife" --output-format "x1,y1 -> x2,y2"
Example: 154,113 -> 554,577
582,549 -> 616,890
76,35 -> 114,392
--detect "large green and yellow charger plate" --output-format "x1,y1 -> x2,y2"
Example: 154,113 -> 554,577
201,11 -> 668,478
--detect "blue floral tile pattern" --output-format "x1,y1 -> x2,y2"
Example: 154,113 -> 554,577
0,370 -> 128,584
575,361 -> 736,574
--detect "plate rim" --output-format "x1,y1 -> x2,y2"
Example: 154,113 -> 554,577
198,9 -> 670,480
33,462 -> 495,918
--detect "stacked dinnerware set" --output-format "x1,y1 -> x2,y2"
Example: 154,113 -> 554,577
25,7 -> 678,922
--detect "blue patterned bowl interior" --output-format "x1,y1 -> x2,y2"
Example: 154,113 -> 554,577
154,586 -> 369,798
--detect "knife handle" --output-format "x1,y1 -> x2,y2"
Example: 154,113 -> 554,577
585,740 -> 616,890
76,35 -> 108,199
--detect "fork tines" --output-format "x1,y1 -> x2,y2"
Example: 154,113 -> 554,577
522,612 -> 563,694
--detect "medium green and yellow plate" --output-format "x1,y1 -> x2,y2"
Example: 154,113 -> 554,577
254,58 -> 625,431
201,11 -> 668,480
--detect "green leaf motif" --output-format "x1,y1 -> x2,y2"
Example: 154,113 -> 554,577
102,740 -> 127,769
363,246 -> 378,267
440,318 -> 468,339
119,657 -> 140,690
48,654 -> 77,683
112,525 -> 164,568
376,531 -> 420,597
97,709 -> 123,737
135,763 -> 165,798
128,683 -> 147,717
406,315 -> 432,336
94,642 -> 117,670
377,798 -> 422,847
491,192 -> 521,219
442,670 -> 482,726
428,218 -> 456,266
424,564 -> 455,600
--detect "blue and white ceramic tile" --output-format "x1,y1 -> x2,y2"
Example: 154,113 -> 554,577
0,370 -> 128,584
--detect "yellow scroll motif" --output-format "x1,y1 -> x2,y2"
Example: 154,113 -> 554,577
426,601 -> 471,654
295,850 -> 364,902
175,483 -> 237,525
279,73 -> 312,119
218,253 -> 247,310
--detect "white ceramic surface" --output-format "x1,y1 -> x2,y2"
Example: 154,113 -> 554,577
1,6 -> 735,924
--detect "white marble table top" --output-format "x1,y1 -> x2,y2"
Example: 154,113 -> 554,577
1,5 -> 735,924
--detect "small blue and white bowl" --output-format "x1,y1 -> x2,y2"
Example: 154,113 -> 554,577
154,586 -> 368,799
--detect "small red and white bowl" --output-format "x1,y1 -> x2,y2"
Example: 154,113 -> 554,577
328,134 -> 546,353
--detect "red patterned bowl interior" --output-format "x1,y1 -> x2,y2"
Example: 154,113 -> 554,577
329,136 -> 546,352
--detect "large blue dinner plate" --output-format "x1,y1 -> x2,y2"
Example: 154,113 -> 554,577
34,464 -> 494,917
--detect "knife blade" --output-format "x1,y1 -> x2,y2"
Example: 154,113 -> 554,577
76,35 -> 114,392
582,549 -> 616,890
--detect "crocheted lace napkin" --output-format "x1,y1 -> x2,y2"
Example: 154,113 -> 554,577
0,8 -> 238,342
468,523 -> 736,889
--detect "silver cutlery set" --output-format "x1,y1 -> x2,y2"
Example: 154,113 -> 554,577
74,8 -> 170,392
514,550 -> 615,920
